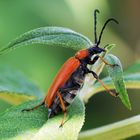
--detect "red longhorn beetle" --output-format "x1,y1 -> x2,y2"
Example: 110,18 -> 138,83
22,9 -> 119,127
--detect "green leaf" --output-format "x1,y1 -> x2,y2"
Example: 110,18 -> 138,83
124,60 -> 140,73
0,66 -> 43,105
105,54 -> 131,110
79,115 -> 140,140
0,27 -> 92,55
0,97 -> 85,140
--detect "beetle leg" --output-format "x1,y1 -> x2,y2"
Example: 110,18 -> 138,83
88,70 -> 118,97
57,92 -> 67,127
98,56 -> 118,67
89,55 -> 118,67
22,102 -> 44,112
88,55 -> 99,65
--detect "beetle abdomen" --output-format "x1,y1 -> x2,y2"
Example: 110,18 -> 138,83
48,65 -> 86,118
48,91 -> 77,118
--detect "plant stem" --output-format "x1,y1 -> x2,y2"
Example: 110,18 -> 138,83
79,115 -> 140,140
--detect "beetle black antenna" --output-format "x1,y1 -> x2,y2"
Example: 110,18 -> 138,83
94,9 -> 100,44
97,18 -> 119,46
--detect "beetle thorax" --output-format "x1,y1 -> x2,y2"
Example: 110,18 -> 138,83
75,49 -> 89,60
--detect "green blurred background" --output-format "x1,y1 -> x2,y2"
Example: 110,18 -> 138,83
0,0 -> 140,139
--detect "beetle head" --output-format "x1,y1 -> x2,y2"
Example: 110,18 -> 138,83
88,45 -> 105,55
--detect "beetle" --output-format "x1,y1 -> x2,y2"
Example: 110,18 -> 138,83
22,9 -> 119,127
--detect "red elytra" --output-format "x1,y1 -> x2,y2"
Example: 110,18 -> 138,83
45,57 -> 81,107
